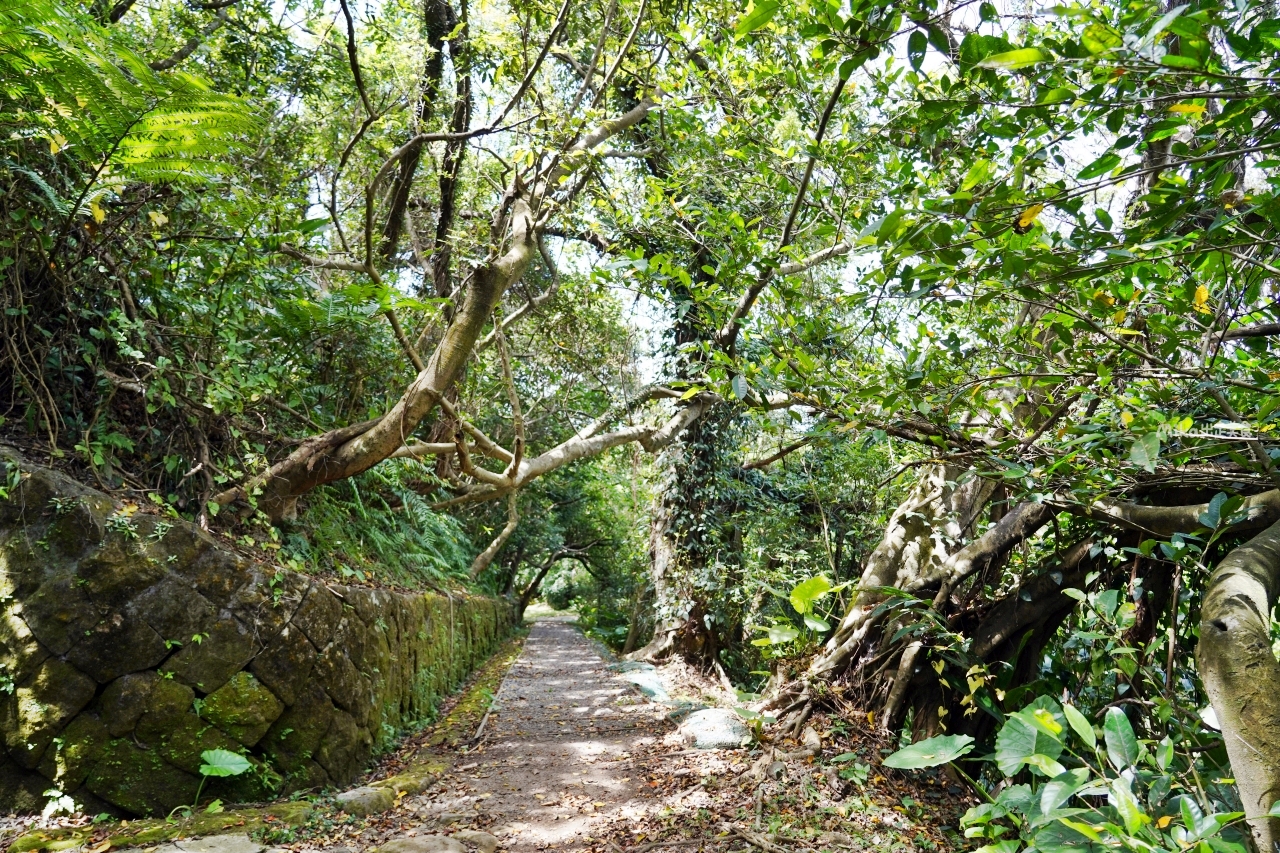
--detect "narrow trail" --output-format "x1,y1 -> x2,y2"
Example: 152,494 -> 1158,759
412,620 -> 669,851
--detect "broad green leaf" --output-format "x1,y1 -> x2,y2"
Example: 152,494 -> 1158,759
1041,768 -> 1091,815
1063,704 -> 1096,750
1025,753 -> 1068,778
731,374 -> 749,400
790,575 -> 832,614
1056,818 -> 1105,842
759,623 -> 798,645
199,748 -> 251,778
1078,152 -> 1122,180
1109,776 -> 1149,835
962,160 -> 996,191
995,714 -> 1040,776
1129,433 -> 1160,473
803,614 -> 831,631
883,733 -> 975,769
908,30 -> 928,71
735,0 -> 778,36
1037,87 -> 1076,105
1104,707 -> 1138,770
977,47 -> 1048,69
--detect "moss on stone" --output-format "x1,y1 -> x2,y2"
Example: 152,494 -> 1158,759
202,672 -> 284,747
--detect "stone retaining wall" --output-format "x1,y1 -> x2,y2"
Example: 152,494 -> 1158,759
0,448 -> 514,816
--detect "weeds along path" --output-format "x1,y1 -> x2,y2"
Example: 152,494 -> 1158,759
411,619 -> 668,851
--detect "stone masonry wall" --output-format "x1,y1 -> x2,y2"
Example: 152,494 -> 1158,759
0,448 -> 515,816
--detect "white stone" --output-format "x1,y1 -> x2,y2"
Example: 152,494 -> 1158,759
156,834 -> 264,853
451,830 -> 498,853
677,708 -> 751,749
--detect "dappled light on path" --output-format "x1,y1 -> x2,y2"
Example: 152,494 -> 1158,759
413,621 -> 666,851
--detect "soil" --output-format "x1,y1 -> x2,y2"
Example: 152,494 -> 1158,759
381,618 -> 972,853
408,618 -> 667,851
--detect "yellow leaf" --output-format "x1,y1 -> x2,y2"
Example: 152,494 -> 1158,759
1168,103 -> 1206,114
90,198 -> 106,224
148,210 -> 169,227
87,840 -> 112,853
1015,203 -> 1045,232
932,659 -> 945,675
1121,411 -> 1134,427
967,675 -> 984,694
49,133 -> 67,154
1194,284 -> 1210,313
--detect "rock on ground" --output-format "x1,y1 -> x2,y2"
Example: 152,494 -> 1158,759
451,830 -> 498,853
379,837 -> 467,853
607,661 -> 671,703
676,708 -> 751,749
151,834 -> 264,853
335,785 -> 396,816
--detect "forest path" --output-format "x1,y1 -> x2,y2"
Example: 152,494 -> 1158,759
411,619 -> 669,852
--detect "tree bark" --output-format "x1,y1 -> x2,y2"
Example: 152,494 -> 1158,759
1198,518 -> 1280,851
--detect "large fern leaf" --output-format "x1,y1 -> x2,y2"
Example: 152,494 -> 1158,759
0,0 -> 256,186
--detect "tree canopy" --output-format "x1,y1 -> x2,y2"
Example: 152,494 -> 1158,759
8,0 -> 1280,845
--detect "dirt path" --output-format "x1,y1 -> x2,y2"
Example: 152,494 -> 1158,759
410,619 -> 668,851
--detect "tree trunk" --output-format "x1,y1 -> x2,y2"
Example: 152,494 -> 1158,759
1198,518 -> 1280,851
809,465 -> 999,679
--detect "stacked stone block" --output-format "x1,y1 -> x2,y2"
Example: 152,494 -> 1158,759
0,448 -> 514,816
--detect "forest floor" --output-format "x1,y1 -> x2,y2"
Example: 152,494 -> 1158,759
293,617 -> 973,853
2,618 -> 974,853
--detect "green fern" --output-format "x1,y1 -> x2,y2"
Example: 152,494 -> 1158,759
0,0 -> 256,194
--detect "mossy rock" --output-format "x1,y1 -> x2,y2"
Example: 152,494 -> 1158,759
202,672 -> 284,747
7,801 -> 315,852
82,738 -> 200,815
37,711 -> 110,790
164,618 -> 257,695
154,710 -> 242,776
261,682 -> 335,773
2,657 -> 97,768
96,672 -> 160,737
372,760 -> 446,796
248,625 -> 317,707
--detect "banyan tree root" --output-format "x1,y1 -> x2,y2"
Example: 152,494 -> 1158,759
1198,518 -> 1280,852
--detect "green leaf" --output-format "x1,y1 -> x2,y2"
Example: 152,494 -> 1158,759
1129,433 -> 1160,473
977,47 -> 1048,69
790,575 -> 833,615
1037,87 -> 1076,105
962,160 -> 996,191
755,623 -> 799,646
731,374 -> 749,400
831,752 -> 860,763
1063,703 -> 1096,750
199,749 -> 251,778
1104,707 -> 1138,770
735,0 -> 778,36
883,734 -> 975,769
1161,53 -> 1201,68
1078,152 -> 1122,180
995,714 -> 1040,776
1041,768 -> 1092,814
803,614 -> 831,632
1108,776 -> 1149,835
908,30 -> 928,71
